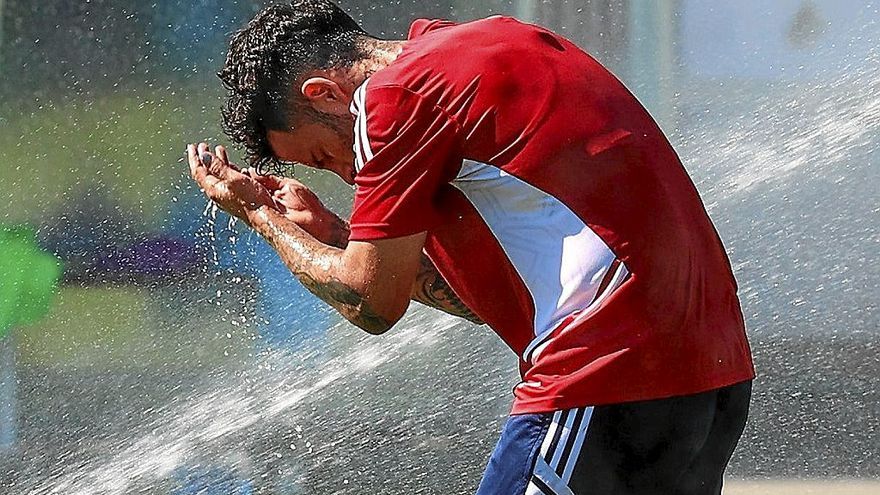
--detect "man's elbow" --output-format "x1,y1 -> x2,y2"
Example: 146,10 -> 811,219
353,317 -> 394,335
348,300 -> 407,335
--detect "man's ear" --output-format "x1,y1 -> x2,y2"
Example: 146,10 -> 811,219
301,77 -> 349,116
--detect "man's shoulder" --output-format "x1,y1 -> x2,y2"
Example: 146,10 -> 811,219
407,18 -> 459,38
407,15 -> 521,38
365,16 -> 526,102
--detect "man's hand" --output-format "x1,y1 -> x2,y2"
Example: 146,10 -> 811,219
250,173 -> 350,248
185,141 -> 479,329
186,142 -> 275,223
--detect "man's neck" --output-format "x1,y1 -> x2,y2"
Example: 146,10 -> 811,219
350,39 -> 406,84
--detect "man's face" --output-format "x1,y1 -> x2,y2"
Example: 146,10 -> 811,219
266,116 -> 356,184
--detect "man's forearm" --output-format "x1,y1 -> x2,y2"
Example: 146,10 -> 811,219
247,207 -> 392,334
308,210 -> 482,324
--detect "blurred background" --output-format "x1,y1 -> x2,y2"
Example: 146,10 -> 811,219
0,0 -> 877,493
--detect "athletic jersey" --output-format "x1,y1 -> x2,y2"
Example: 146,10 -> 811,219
348,16 -> 754,414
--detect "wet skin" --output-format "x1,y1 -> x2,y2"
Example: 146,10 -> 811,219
185,140 -> 482,330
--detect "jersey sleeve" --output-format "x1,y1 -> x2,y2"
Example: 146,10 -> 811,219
349,85 -> 463,241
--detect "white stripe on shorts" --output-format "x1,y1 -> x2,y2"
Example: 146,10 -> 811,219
524,479 -> 546,495
533,457 -> 574,495
528,406 -> 595,494
548,408 -> 578,471
562,407 -> 594,483
539,410 -> 564,458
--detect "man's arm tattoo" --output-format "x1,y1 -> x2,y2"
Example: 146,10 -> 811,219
412,255 -> 484,324
296,273 -> 392,335
250,208 -> 393,334
256,208 -> 480,328
324,217 -> 480,323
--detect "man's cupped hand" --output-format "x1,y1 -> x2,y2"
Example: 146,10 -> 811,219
186,142 -> 339,241
187,142 -> 275,223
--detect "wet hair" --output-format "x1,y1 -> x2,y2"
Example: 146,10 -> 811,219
218,0 -> 369,173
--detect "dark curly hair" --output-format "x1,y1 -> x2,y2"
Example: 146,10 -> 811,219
218,1 -> 370,173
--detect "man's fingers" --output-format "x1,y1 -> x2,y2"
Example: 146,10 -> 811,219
194,142 -> 217,172
252,173 -> 285,191
187,144 -> 204,180
198,146 -> 229,179
253,175 -> 282,190
195,142 -> 224,176
187,142 -> 250,199
187,143 -> 214,181
216,145 -> 228,165
187,143 -> 221,191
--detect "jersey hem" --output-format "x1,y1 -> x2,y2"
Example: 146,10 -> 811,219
509,370 -> 756,415
349,223 -> 432,242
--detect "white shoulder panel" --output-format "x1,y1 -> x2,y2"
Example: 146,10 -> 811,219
452,160 -> 618,357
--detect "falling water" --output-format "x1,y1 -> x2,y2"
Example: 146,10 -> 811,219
23,313 -> 460,494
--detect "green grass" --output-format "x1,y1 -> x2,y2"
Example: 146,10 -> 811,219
15,286 -> 150,367
0,87 -> 226,228
0,86 -> 354,229
15,283 -> 261,368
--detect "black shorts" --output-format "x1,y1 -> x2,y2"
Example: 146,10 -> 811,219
476,380 -> 752,495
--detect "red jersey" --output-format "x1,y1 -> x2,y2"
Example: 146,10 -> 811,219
348,16 -> 754,414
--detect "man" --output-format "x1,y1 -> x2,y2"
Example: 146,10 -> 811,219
186,1 -> 755,493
